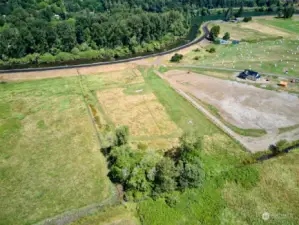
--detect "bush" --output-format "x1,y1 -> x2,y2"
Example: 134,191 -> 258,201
71,47 -> 80,55
165,193 -> 180,207
137,142 -> 148,150
193,48 -> 200,52
206,47 -> 216,53
39,53 -> 56,64
223,166 -> 260,189
115,126 -> 129,146
223,32 -> 230,40
214,39 -> 220,44
209,25 -> 220,41
193,56 -> 200,60
170,53 -> 183,63
269,139 -> 290,155
55,52 -> 75,62
276,139 -> 289,151
243,16 -> 252,22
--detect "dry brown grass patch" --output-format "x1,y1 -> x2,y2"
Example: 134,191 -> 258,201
240,22 -> 290,37
97,88 -> 178,137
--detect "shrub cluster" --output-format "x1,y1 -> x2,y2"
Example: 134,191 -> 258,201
170,53 -> 184,63
243,16 -> 252,22
206,47 -> 216,53
269,139 -> 299,156
105,128 -> 205,201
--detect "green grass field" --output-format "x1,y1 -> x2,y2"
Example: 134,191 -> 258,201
0,77 -> 113,225
134,69 -> 299,225
138,148 -> 299,225
70,204 -> 140,225
184,17 -> 299,77
258,17 -> 299,34
141,68 -> 219,136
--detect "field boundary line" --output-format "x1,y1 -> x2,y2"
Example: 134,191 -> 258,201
34,188 -> 119,225
76,69 -> 103,148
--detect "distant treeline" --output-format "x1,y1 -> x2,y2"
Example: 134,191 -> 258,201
0,0 -> 294,66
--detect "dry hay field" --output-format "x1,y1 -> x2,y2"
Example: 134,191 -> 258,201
84,67 -> 181,150
97,89 -> 177,137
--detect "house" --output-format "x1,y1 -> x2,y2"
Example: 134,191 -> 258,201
239,70 -> 261,81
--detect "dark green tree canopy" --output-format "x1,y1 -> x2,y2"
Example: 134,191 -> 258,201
0,0 -> 269,66
210,25 -> 220,41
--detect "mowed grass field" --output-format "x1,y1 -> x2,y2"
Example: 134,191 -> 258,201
183,16 -> 299,77
0,77 -> 113,225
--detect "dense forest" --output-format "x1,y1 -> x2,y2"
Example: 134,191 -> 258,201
0,0 -> 291,66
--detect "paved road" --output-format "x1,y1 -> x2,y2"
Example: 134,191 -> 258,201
177,65 -> 299,80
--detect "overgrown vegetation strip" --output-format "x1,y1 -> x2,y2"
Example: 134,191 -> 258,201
76,69 -> 103,148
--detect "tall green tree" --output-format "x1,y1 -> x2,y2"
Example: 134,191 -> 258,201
210,25 -> 220,41
115,125 -> 129,146
177,131 -> 205,189
282,4 -> 294,18
155,157 -> 178,193
235,4 -> 244,17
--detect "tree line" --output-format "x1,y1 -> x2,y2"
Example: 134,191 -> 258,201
0,6 -> 188,65
0,0 -> 295,66
103,126 -> 205,202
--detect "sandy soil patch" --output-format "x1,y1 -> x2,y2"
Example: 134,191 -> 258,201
0,68 -> 79,81
163,70 -> 299,131
97,88 -> 178,137
240,22 -> 290,37
79,63 -> 135,75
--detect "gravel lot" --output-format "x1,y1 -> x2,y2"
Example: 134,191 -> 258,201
164,70 -> 299,131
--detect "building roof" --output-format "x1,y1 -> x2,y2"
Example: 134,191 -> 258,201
244,70 -> 259,76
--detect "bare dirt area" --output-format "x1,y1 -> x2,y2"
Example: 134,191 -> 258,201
96,88 -> 179,137
162,70 -> 299,152
0,63 -> 136,82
